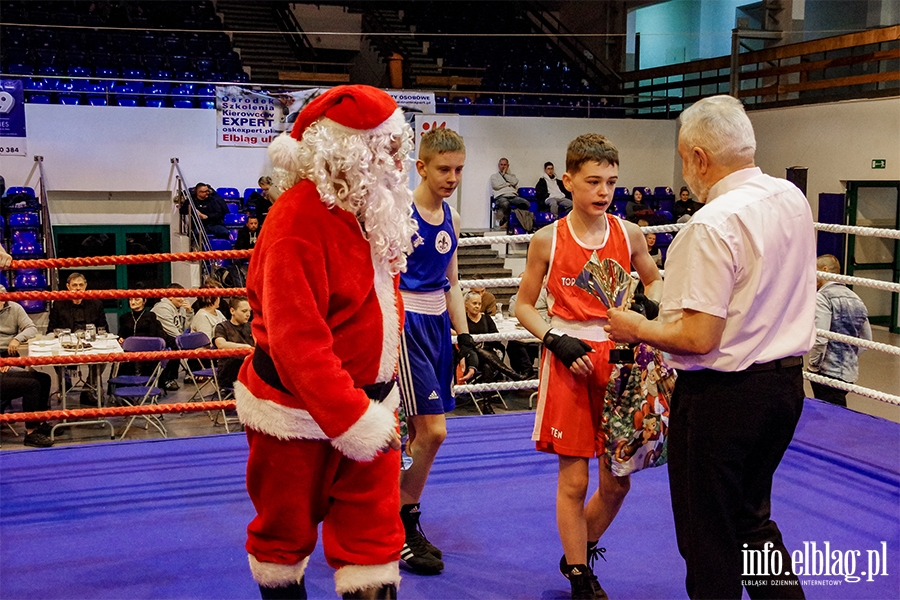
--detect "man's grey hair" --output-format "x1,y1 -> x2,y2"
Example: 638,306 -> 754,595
678,95 -> 756,166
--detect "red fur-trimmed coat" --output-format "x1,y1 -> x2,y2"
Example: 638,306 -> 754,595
235,179 -> 401,461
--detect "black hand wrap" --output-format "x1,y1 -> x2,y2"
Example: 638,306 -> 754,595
456,333 -> 479,372
543,329 -> 593,368
630,293 -> 660,321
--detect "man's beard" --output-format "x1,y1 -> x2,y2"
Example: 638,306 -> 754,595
684,161 -> 709,203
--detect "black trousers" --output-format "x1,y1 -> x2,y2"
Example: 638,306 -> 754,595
810,380 -> 848,408
0,369 -> 52,429
668,364 -> 806,599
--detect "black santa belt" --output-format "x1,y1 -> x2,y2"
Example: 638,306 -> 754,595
252,346 -> 395,403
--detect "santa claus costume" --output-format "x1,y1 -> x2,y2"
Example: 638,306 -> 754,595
235,85 -> 418,600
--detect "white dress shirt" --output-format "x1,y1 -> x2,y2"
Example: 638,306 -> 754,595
659,167 -> 817,371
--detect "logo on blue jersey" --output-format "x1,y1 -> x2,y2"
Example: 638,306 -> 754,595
435,231 -> 452,254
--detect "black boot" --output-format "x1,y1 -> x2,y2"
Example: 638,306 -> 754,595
563,564 -> 608,600
342,583 -> 397,600
258,578 -> 307,600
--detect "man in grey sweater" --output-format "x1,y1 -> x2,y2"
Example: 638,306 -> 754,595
0,283 -> 54,447
490,157 -> 532,230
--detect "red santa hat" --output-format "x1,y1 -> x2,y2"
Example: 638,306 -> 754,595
268,85 -> 401,172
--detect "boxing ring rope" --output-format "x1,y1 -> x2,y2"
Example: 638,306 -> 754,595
1,222 -> 897,427
7,249 -> 253,269
0,286 -> 245,302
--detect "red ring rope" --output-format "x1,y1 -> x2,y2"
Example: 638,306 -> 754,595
0,347 -> 251,368
0,287 -> 246,302
4,249 -> 253,270
0,400 -> 238,424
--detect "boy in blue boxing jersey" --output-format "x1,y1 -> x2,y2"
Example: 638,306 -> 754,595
397,128 -> 478,575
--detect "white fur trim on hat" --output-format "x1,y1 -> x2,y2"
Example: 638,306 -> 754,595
249,554 -> 309,588
330,386 -> 400,462
334,562 -> 400,594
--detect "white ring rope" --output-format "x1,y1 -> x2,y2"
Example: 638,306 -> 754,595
803,372 -> 900,406
454,220 -> 899,405
816,329 -> 900,356
816,271 -> 900,293
454,379 -> 541,394
463,331 -> 541,343
814,222 -> 900,240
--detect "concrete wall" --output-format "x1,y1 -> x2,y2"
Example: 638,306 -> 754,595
748,97 -> 900,219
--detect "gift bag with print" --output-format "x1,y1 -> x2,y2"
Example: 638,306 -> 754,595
603,343 -> 676,477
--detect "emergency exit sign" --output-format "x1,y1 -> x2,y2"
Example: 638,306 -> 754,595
872,159 -> 886,169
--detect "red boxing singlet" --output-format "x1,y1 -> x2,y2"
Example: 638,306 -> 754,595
546,214 -> 633,323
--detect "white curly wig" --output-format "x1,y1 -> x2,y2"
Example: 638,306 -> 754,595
268,109 -> 418,275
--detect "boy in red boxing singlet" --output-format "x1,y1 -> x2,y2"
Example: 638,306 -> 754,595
515,134 -> 662,599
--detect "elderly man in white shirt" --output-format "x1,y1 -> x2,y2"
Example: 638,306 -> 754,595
607,95 -> 814,599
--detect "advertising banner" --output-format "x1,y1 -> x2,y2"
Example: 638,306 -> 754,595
217,86 -> 436,147
0,79 -> 27,156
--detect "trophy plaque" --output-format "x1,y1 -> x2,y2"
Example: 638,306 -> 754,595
574,251 -> 638,363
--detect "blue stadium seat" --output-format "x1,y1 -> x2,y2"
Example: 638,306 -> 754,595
217,188 -> 240,200
13,269 -> 48,289
243,188 -> 263,204
8,213 -> 41,229
27,94 -> 51,104
225,201 -> 240,214
654,186 -> 674,198
10,241 -> 45,258
6,187 -> 35,197
12,231 -> 40,245
614,187 -> 630,198
518,187 -> 537,200
224,213 -> 247,228
17,300 -> 47,314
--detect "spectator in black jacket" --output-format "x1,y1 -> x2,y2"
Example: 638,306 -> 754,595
47,272 -> 108,405
673,186 -> 704,223
47,272 -> 107,333
534,162 -> 571,215
118,289 -> 172,377
234,215 -> 260,251
182,183 -> 229,239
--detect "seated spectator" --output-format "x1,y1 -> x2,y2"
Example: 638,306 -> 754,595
463,290 -> 520,385
646,232 -> 663,268
250,176 -> 274,222
213,296 -> 255,389
47,272 -> 107,333
151,283 -> 192,391
181,182 -> 229,239
490,158 -> 533,231
47,272 -> 108,405
625,188 -> 655,222
234,215 -> 260,251
117,286 -> 171,377
535,161 -> 572,216
673,186 -> 703,223
0,284 -> 53,447
0,284 -> 38,358
507,285 -> 548,379
191,293 -> 227,345
467,275 -> 497,316
1,366 -> 54,447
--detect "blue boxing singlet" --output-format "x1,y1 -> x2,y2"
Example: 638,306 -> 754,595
400,201 -> 457,293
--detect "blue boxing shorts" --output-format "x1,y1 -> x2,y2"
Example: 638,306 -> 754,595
398,309 -> 455,416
